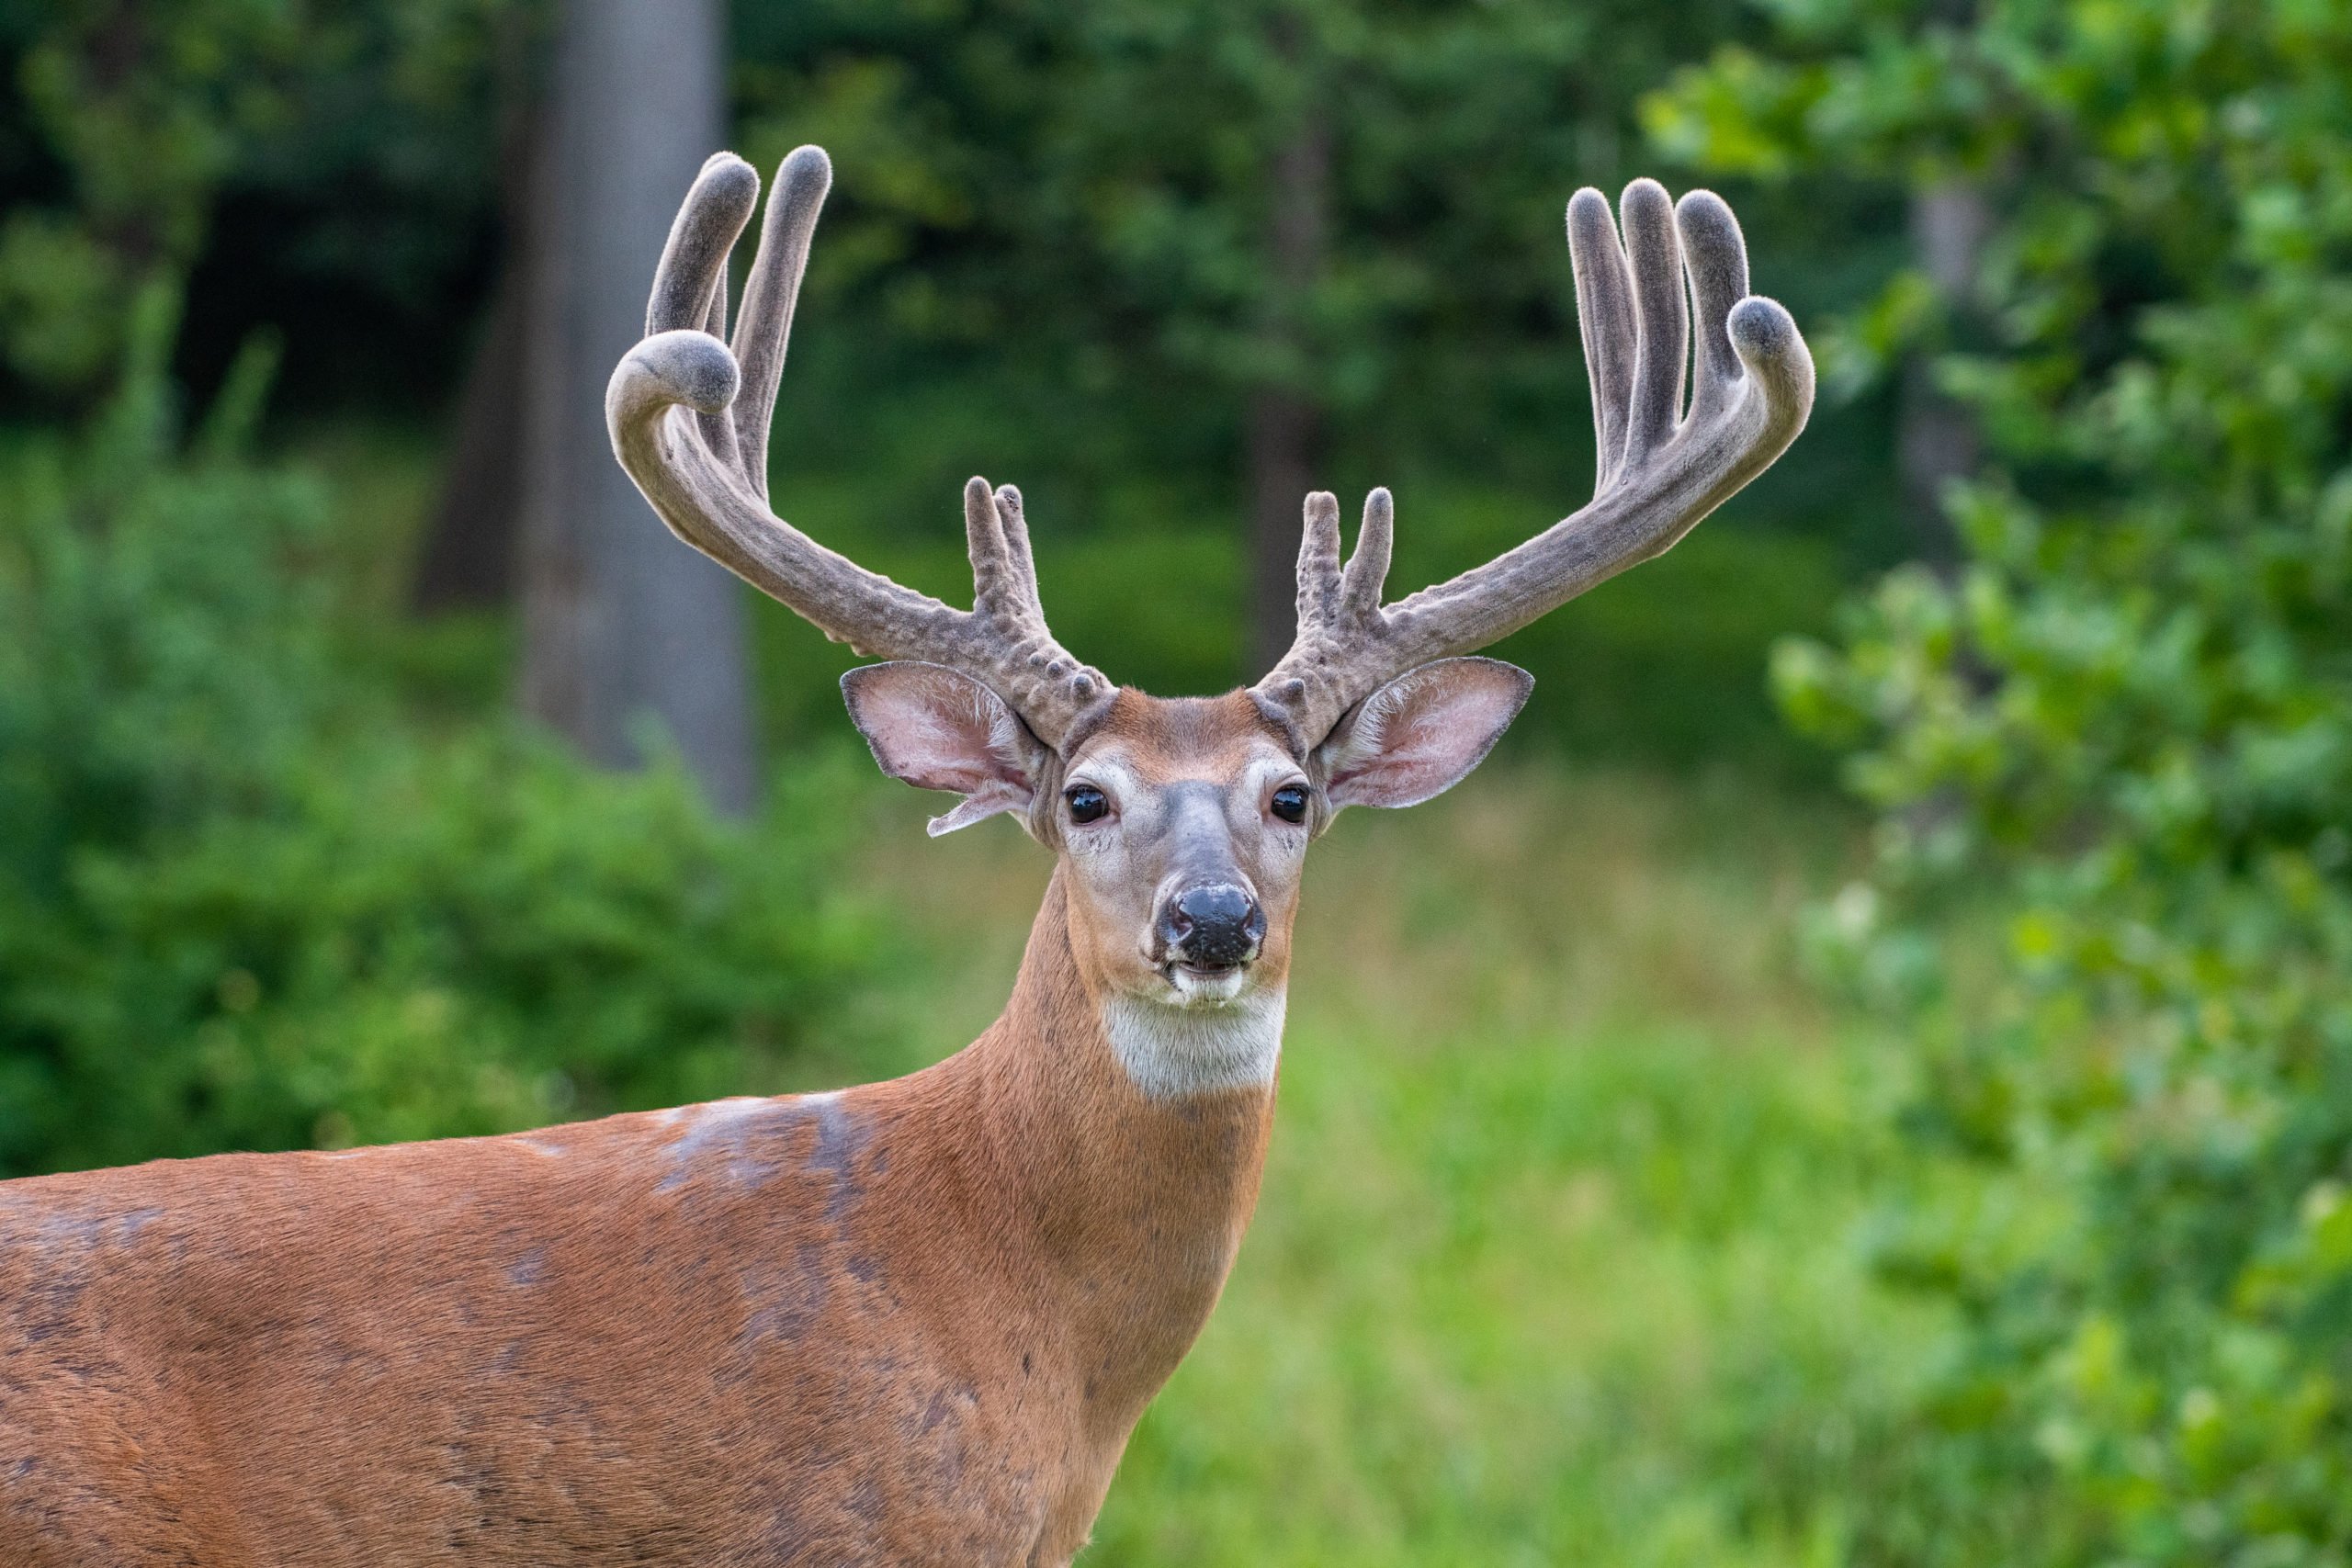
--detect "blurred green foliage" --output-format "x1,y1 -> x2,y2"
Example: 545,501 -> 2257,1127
737,0 -> 1740,437
1659,0 -> 2352,1560
0,294 -> 877,1178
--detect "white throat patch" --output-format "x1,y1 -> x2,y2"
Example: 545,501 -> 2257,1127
1102,989 -> 1286,1099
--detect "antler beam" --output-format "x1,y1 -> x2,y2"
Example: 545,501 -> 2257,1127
1251,179 -> 1815,748
605,149 -> 1114,748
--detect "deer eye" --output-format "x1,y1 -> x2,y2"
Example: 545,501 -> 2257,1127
1270,784 -> 1309,824
1065,784 -> 1109,824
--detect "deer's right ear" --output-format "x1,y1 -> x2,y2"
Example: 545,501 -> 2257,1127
842,662 -> 1049,837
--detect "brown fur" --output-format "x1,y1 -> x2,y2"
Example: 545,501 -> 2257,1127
0,697 -> 1283,1568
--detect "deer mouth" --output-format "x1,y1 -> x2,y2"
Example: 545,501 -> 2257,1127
1164,956 -> 1253,1004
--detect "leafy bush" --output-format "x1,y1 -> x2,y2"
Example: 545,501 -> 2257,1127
1657,2 -> 2352,1561
0,288 -> 878,1178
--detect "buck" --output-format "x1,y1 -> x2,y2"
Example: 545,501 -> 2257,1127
0,146 -> 1810,1565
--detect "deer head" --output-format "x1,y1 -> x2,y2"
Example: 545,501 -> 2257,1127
608,146 -> 1813,1089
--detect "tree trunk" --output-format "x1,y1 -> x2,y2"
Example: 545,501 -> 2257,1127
1247,109 -> 1332,675
517,0 -> 758,813
1898,178 -> 1990,563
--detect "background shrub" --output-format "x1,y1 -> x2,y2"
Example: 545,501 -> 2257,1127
1659,1 -> 2352,1559
0,292 -> 879,1177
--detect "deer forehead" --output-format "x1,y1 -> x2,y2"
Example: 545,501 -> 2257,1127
1075,691 -> 1290,763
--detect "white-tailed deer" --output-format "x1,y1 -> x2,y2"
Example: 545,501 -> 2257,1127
0,147 -> 1810,1565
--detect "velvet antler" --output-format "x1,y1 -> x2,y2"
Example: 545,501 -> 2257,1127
605,148 -> 1114,749
1250,180 -> 1815,748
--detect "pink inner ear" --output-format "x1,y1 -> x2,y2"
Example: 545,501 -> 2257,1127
842,663 -> 1038,807
1322,659 -> 1531,811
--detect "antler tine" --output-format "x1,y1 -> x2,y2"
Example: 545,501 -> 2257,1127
1339,487 -> 1393,617
965,474 -> 1017,613
1678,189 -> 1752,426
1297,491 -> 1344,632
731,144 -> 831,502
607,148 -> 1114,750
992,484 -> 1042,612
962,476 -> 1113,720
695,224 -> 742,473
1251,181 -> 1814,750
648,153 -> 755,473
1617,179 -> 1689,475
647,153 -> 755,337
1568,188 -> 1635,495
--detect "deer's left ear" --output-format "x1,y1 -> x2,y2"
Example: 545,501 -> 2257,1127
842,662 -> 1049,836
1315,657 -> 1532,811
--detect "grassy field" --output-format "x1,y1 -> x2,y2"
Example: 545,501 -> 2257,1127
844,764 -> 1945,1567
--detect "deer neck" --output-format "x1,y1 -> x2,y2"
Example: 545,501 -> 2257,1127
926,865 -> 1279,1416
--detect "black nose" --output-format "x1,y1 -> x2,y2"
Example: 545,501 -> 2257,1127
1159,883 -> 1266,967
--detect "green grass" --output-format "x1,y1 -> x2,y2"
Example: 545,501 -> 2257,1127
848,765 -> 1944,1567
